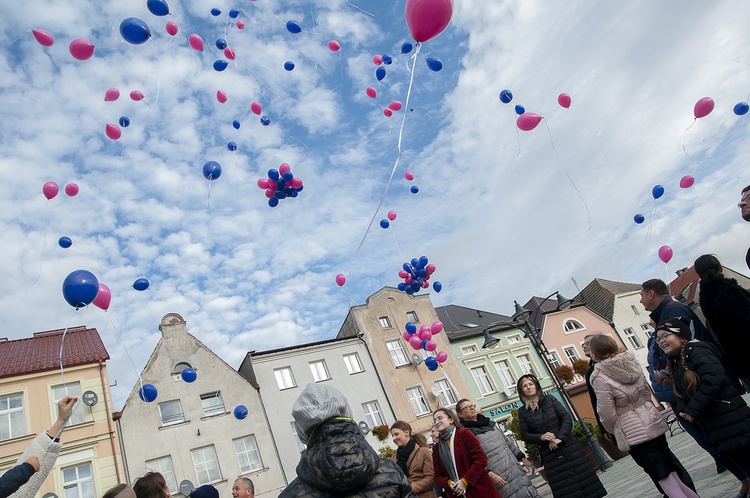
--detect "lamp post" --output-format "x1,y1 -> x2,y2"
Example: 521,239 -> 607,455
511,292 -> 612,471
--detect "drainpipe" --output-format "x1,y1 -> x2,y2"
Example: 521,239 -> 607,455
99,361 -> 123,484
255,386 -> 288,485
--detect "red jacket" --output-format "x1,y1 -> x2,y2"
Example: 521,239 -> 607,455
432,427 -> 501,498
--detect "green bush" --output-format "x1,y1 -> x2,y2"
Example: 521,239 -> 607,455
571,420 -> 601,443
573,359 -> 591,377
508,409 -> 539,463
378,445 -> 396,459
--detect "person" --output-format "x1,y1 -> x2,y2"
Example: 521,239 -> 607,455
231,478 -> 254,498
454,399 -> 539,498
430,428 -> 448,498
279,383 -> 414,497
694,254 -> 750,379
659,317 -> 750,498
189,485 -> 219,498
581,334 -> 609,439
739,185 -> 750,270
431,408 -> 500,498
588,334 -> 698,498
133,472 -> 170,498
0,457 -> 38,498
9,395 -> 78,498
389,421 -> 436,498
102,484 -> 137,498
516,374 -> 606,498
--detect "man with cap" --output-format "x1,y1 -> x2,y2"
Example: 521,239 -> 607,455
231,478 -> 254,498
279,383 -> 415,497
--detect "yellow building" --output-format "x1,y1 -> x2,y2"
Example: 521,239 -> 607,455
0,326 -> 123,498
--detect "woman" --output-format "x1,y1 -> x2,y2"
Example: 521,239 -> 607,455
133,472 -> 170,498
390,420 -> 437,498
588,334 -> 698,498
516,374 -> 606,498
455,399 -> 540,498
431,408 -> 501,498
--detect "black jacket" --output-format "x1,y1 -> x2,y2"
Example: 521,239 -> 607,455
279,419 -> 415,498
0,462 -> 35,498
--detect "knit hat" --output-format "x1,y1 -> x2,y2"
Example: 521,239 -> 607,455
291,383 -> 353,441
189,485 -> 219,498
657,316 -> 692,341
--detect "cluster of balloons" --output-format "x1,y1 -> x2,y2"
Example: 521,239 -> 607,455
62,271 -> 149,311
397,256 -> 437,294
633,176 -> 695,224
498,88 -> 573,131
380,210 -> 397,229
256,164 -> 303,207
401,321 -> 449,371
43,182 -> 79,200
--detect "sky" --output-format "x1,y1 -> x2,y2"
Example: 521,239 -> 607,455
1,0 -> 749,409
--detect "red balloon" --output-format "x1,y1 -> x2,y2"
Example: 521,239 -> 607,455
165,21 -> 178,36
679,175 -> 695,189
373,54 -> 382,65
65,183 -> 79,197
658,245 -> 673,264
389,100 -> 403,111
92,283 -> 112,310
335,273 -> 346,286
384,108 -> 393,117
69,38 -> 95,60
32,29 -> 54,47
517,113 -> 542,131
404,0 -> 454,43
694,97 -> 714,119
366,87 -> 376,98
188,34 -> 204,52
557,93 -> 571,109
236,21 -> 245,29
105,124 -> 122,140
130,90 -> 145,101
216,91 -> 228,103
387,210 -> 397,221
42,181 -> 59,200
251,102 -> 262,115
328,40 -> 340,52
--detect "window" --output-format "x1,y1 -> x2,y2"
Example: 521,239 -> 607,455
200,392 -> 225,417
362,401 -> 384,427
386,340 -> 409,367
343,353 -> 364,374
53,383 -> 84,426
547,351 -> 562,369
641,323 -> 653,338
172,362 -> 192,375
459,323 -> 480,328
433,380 -> 457,407
563,347 -> 580,363
379,316 -> 393,328
309,360 -> 330,382
290,422 -> 306,451
234,435 -> 263,473
406,387 -> 431,416
0,393 -> 26,441
507,335 -> 521,344
631,305 -> 641,316
470,366 -> 495,396
159,400 -> 185,426
624,327 -> 644,349
493,361 -> 515,390
517,354 -> 535,376
62,462 -> 95,498
146,456 -> 177,493
420,349 -> 437,359
274,367 -> 296,390
191,445 -> 222,484
406,311 -> 419,323
461,345 -> 477,355
563,319 -> 585,332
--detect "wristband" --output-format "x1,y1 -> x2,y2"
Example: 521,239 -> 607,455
46,431 -> 61,443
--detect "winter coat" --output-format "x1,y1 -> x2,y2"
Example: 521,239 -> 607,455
670,341 -> 750,455
518,395 -> 607,498
431,427 -> 501,498
0,463 -> 34,498
279,419 -> 415,498
9,433 -> 62,498
697,276 -> 750,378
463,420 -> 540,498
391,444 -> 437,498
649,296 -> 713,343
590,351 -> 668,447
647,338 -> 676,403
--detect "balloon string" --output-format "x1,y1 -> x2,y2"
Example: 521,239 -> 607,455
683,118 -> 696,132
679,133 -> 704,168
597,130 -> 609,161
543,120 -> 592,230
26,201 -> 50,291
346,0 -> 374,16
107,314 -> 146,406
151,41 -> 160,107
516,128 -> 521,158
665,262 -> 672,295
207,180 -> 213,213
391,232 -> 404,260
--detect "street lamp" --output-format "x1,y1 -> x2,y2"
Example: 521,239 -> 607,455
512,291 -> 612,471
481,329 -> 500,349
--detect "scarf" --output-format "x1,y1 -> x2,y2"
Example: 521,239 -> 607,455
396,439 -> 416,474
524,395 -> 541,412
437,425 -> 459,483
460,414 -> 494,435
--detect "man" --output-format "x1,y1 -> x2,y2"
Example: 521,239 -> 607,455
639,279 -> 712,342
740,185 -> 750,269
581,333 -> 609,439
231,478 -> 254,498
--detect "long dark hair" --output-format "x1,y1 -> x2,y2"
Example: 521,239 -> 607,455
390,420 -> 427,447
133,473 -> 167,498
694,254 -> 724,282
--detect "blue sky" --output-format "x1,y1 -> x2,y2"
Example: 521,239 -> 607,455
1,0 -> 749,408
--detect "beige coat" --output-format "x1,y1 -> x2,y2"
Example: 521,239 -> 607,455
10,433 -> 62,498
392,444 -> 437,498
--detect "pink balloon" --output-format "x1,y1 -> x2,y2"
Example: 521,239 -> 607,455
679,175 -> 695,189
69,38 -> 95,60
130,90 -> 144,102
425,340 -> 437,352
404,0 -> 454,43
436,350 -> 448,363
403,331 -> 412,341
387,210 -> 397,221
517,112 -> 542,131
557,93 -> 571,109
398,269 -> 409,279
279,163 -> 291,175
65,183 -> 79,197
389,100 -> 403,111
420,330 -> 432,341
265,188 -> 275,199
431,320 -> 443,334
384,108 -> 393,117
92,283 -> 112,311
216,90 -> 228,103
335,273 -> 346,286
658,245 -> 673,264
165,21 -> 178,36
404,171 -> 414,181
42,181 -> 59,200
291,178 -> 303,188
405,276 -> 413,285
373,54 -> 383,65
366,87 -> 377,98
420,324 -> 430,334
188,34 -> 204,52
32,29 -> 54,47
224,47 -> 236,60
257,178 -> 269,189
409,335 -> 423,350
251,102 -> 262,115
328,40 -> 340,52
104,88 -> 120,102
236,21 -> 245,29
694,97 -> 714,119
105,124 -> 122,140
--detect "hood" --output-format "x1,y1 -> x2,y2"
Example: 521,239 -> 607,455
594,351 -> 643,385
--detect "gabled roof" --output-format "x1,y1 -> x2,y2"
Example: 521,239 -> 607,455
522,296 -> 559,331
573,278 -> 641,321
434,305 -> 514,340
0,327 -> 109,379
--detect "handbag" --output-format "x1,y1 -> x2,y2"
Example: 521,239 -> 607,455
612,419 -> 630,452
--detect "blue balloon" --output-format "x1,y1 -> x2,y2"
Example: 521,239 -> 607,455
296,185 -> 303,192
120,17 -> 152,45
232,120 -> 241,129
227,141 -> 237,151
133,278 -> 150,291
634,214 -> 645,224
410,185 -> 419,194
203,161 -> 222,180
58,236 -> 72,248
268,169 -> 280,180
380,219 -> 390,229
515,105 -> 525,115
375,66 -> 386,81
424,356 -> 437,368
427,362 -> 439,371
652,184 -> 664,200
426,57 -> 442,71
282,171 -> 294,182
419,255 -> 429,267
119,116 -> 130,127
421,339 -> 429,350
275,179 -> 286,189
284,186 -> 293,196
138,384 -> 158,402
273,190 -> 286,199
213,60 -> 228,72
62,270 -> 99,308
405,322 -> 417,334
284,61 -> 295,71
401,42 -> 413,54
397,282 -> 407,291
405,287 -> 414,295
260,116 -> 271,126
381,54 -> 392,65
234,405 -> 248,419
216,38 -> 227,49
268,198 -> 279,208
210,8 -> 221,16
433,281 -> 442,293
403,263 -> 412,273
286,20 -> 301,34
228,9 -> 240,19
181,368 -> 197,383
499,89 -> 513,103
411,258 -> 419,268
734,102 -> 749,116
146,0 -> 170,16
291,191 -> 298,198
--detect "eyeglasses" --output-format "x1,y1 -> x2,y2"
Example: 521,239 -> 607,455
739,195 -> 750,207
655,331 -> 673,343
458,404 -> 476,412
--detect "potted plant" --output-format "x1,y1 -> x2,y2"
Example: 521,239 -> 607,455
378,445 -> 396,459
571,421 -> 604,469
555,365 -> 575,384
508,410 -> 542,477
573,358 -> 591,377
372,424 -> 390,442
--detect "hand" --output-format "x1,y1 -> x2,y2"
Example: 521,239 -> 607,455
25,456 -> 40,472
603,433 -> 613,443
540,432 -> 556,442
679,412 -> 694,423
549,441 -> 558,451
488,472 -> 506,488
57,396 -> 78,422
451,480 -> 467,497
521,458 -> 535,471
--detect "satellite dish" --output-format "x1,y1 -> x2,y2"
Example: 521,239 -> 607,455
411,353 -> 423,366
82,390 -> 98,407
179,480 -> 195,496
358,421 -> 369,436
431,385 -> 442,397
